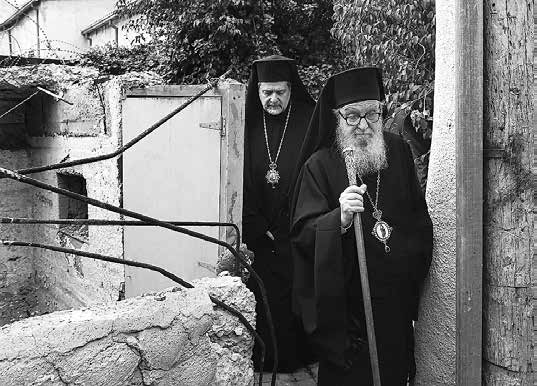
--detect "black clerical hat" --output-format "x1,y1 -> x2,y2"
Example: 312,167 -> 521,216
333,67 -> 385,107
255,56 -> 292,82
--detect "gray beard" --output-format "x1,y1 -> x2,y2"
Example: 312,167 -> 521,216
336,125 -> 388,177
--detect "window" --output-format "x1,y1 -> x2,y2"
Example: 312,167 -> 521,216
57,173 -> 88,243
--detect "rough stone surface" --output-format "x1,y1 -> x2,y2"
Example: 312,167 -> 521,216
0,150 -> 38,324
0,277 -> 254,386
195,276 -> 256,386
0,65 -> 163,94
413,1 -> 456,385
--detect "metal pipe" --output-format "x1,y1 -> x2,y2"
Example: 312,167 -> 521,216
0,239 -> 265,386
0,218 -> 241,250
2,69 -> 231,178
0,166 -> 277,385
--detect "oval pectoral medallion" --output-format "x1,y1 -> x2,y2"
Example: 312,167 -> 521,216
265,162 -> 280,188
372,220 -> 392,253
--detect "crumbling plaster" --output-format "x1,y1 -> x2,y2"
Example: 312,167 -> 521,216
0,149 -> 37,324
0,64 -> 164,320
0,276 -> 255,386
413,1 -> 457,385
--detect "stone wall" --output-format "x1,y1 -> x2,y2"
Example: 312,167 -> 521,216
0,276 -> 255,386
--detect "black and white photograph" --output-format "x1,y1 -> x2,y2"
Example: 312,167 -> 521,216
0,0 -> 534,385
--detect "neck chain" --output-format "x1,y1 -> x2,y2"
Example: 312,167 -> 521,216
263,101 -> 292,188
357,171 -> 393,253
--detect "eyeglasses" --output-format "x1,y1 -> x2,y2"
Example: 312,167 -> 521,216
338,110 -> 381,126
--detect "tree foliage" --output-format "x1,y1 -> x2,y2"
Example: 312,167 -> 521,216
77,44 -> 161,75
332,0 -> 435,113
111,0 -> 344,97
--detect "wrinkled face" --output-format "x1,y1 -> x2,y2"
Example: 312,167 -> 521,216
336,100 -> 383,148
258,81 -> 291,115
335,100 -> 387,176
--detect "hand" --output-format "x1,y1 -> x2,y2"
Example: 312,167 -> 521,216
339,184 -> 366,229
266,230 -> 275,241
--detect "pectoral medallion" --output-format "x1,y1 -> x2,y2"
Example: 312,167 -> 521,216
371,209 -> 392,252
372,220 -> 392,253
265,162 -> 280,188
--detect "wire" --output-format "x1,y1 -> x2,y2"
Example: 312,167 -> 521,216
0,90 -> 38,121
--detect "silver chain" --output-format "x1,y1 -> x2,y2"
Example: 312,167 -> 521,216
262,101 -> 292,165
357,172 -> 381,213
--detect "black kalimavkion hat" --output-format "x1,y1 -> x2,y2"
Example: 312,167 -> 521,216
255,58 -> 293,82
333,67 -> 385,107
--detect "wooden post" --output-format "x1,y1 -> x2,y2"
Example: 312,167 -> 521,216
483,0 -> 534,384
455,1 -> 483,385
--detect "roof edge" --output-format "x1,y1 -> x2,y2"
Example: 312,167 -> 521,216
0,0 -> 41,32
81,11 -> 118,36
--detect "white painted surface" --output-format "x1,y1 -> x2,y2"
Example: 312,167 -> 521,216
0,0 -> 115,58
413,0 -> 457,384
88,16 -> 149,48
122,95 -> 222,296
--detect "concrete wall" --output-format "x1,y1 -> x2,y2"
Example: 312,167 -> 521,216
0,149 -> 36,325
0,0 -> 115,58
413,0 -> 457,384
0,276 -> 255,386
0,65 -> 164,322
0,93 -> 40,324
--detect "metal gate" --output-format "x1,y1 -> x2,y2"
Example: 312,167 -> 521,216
122,83 -> 245,297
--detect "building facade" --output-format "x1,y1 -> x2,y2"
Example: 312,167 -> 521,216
0,0 -> 138,59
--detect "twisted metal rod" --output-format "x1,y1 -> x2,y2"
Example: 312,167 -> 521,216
0,166 -> 277,386
0,218 -> 240,250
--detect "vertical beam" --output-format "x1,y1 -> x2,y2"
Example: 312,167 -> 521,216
483,1 -> 534,384
455,1 -> 483,385
219,80 -> 246,249
35,8 -> 40,57
8,30 -> 12,56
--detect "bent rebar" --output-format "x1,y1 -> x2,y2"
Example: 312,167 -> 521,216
0,239 -> 265,386
0,166 -> 278,386
0,218 -> 241,250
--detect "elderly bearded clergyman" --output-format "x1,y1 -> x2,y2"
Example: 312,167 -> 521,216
289,68 -> 433,385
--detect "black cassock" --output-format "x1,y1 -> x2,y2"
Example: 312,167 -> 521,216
290,133 -> 433,385
243,99 -> 315,372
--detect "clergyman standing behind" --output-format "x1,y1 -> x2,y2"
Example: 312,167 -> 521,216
289,68 -> 433,385
243,55 -> 316,372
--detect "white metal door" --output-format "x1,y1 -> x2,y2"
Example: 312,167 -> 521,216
122,94 -> 222,296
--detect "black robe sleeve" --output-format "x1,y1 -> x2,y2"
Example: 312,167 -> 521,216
290,154 -> 349,367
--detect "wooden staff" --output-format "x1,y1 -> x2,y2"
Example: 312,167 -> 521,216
343,148 -> 381,386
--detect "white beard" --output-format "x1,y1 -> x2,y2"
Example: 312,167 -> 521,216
336,124 -> 388,177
